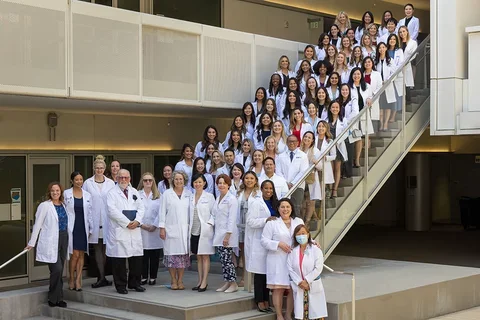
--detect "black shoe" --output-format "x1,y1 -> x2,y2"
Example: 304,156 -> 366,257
141,279 -> 148,285
128,286 -> 146,292
192,285 -> 200,291
198,285 -> 208,292
56,301 -> 67,308
117,288 -> 128,294
48,301 -> 57,308
91,278 -> 110,288
148,279 -> 156,286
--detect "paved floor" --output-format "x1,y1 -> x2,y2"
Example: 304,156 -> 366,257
429,307 -> 480,319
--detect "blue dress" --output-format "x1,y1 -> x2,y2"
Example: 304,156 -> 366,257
73,198 -> 87,251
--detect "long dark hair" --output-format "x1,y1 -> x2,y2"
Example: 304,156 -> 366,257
360,11 -> 374,31
375,42 -> 391,66
192,157 -> 207,175
292,224 -> 313,247
317,32 -> 330,48
241,102 -> 256,129
326,72 -> 340,88
282,90 -> 302,120
256,113 -> 274,142
348,67 -> 367,91
228,129 -> 243,153
268,73 -> 284,97
254,87 -> 267,115
338,83 -> 352,107
230,115 -> 246,135
260,179 -> 279,212
200,125 -> 220,153
381,10 -> 394,29
328,100 -> 344,122
275,198 -> 297,219
161,164 -> 174,190
316,86 -> 331,116
362,56 -> 377,72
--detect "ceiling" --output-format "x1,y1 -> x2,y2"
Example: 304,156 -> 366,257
381,0 -> 430,11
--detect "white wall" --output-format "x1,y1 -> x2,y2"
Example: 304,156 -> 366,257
430,0 -> 480,135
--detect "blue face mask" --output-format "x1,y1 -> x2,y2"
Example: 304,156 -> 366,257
296,235 -> 309,245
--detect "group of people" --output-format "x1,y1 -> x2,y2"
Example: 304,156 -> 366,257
25,4 -> 421,320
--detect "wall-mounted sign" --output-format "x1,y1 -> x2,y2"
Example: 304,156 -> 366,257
10,188 -> 21,203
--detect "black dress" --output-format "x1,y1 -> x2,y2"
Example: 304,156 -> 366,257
73,197 -> 87,251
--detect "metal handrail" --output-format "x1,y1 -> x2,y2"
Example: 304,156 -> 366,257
324,264 -> 356,320
0,249 -> 28,270
284,35 -> 431,200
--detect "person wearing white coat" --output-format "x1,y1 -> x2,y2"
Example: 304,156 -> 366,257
82,155 -> 115,288
375,42 -> 397,131
194,125 -> 224,158
245,180 -> 277,312
398,25 -> 418,88
316,121 -> 337,191
159,171 -> 192,291
174,144 -> 195,190
362,56 -> 382,124
397,3 -> 419,41
287,225 -> 327,320
137,173 -> 163,286
288,108 -> 314,146
26,182 -> 72,308
213,174 -> 239,293
259,157 -> 289,199
261,198 -> 304,320
106,169 -> 145,294
189,173 -> 215,292
64,172 -> 93,291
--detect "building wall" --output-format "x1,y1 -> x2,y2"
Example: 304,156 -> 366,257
0,110 -> 231,151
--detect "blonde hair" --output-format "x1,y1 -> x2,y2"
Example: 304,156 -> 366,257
249,150 -> 265,171
361,34 -> 373,49
93,155 -> 106,169
272,120 -> 288,145
241,138 -> 254,158
334,52 -> 349,73
263,136 -> 279,156
137,172 -> 160,200
367,23 -> 379,37
289,108 -> 307,131
326,44 -> 338,65
209,150 -> 225,174
277,55 -> 291,71
300,131 -> 317,163
334,11 -> 352,29
398,26 -> 411,42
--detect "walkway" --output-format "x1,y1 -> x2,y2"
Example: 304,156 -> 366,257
430,307 -> 480,319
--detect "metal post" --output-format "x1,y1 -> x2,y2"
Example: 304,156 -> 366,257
321,157 -> 326,250
363,109 -> 370,200
423,45 -> 427,89
352,274 -> 356,320
0,249 -> 28,270
402,65 -> 407,151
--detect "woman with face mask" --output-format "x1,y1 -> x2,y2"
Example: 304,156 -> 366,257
287,224 -> 327,320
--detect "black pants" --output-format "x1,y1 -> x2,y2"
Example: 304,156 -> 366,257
254,273 -> 270,303
142,249 -> 161,280
344,139 -> 354,177
48,230 -> 68,303
111,256 -> 142,290
93,239 -> 106,280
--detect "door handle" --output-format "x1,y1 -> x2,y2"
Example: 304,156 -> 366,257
29,219 -> 33,234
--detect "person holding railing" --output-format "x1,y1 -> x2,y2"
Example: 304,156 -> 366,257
386,34 -> 405,124
261,198 -> 304,320
26,182 -> 71,308
287,224 -> 328,320
338,84 -> 359,178
316,120 -> 337,198
375,42 -> 397,131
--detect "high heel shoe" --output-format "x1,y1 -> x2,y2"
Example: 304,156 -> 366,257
198,284 -> 208,292
216,282 -> 230,292
192,285 -> 200,291
224,282 -> 238,293
330,189 -> 337,198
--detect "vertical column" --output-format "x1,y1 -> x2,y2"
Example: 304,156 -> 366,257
405,153 -> 431,231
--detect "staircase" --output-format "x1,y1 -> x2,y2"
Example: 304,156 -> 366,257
305,37 -> 431,258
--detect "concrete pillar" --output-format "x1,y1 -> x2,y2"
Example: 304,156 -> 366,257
405,153 -> 431,231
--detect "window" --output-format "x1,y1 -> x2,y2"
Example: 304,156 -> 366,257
0,156 -> 27,278
74,155 -> 94,180
118,0 -> 140,12
153,0 -> 221,27
154,155 -> 180,186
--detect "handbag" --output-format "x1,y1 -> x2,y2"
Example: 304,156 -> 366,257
351,128 -> 363,138
305,170 -> 316,184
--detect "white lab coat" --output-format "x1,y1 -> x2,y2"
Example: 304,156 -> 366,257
287,245 -> 328,319
259,173 -> 289,199
28,201 -> 74,263
195,141 -> 224,158
83,176 -> 115,244
365,70 -> 382,120
318,138 -> 336,184
245,198 -> 270,274
158,188 -> 191,255
222,131 -> 246,151
158,180 -> 170,195
288,123 -> 314,145
361,46 -> 376,60
390,49 -> 405,96
378,31 -> 397,45
261,217 -> 304,286
277,138 -> 287,154
236,190 -> 262,241
305,115 -> 321,131
139,190 -> 163,250
350,84 -> 375,140
398,16 -> 420,41
64,188 -> 93,255
376,58 -> 396,103
330,38 -> 342,50
245,122 -> 255,140
319,106 -> 328,121
277,149 -> 309,190
174,160 -> 194,187
189,191 -> 216,255
305,147 -> 324,200
314,74 -> 329,88
253,129 -> 270,151
267,90 -> 286,111
355,26 -> 365,43
314,46 -> 326,61
402,39 -> 418,87
235,153 -> 252,170
275,70 -> 296,87
105,185 -> 145,258
336,68 -> 351,85
326,86 -> 340,101
204,173 -> 215,196
342,98 -> 360,143
212,192 -> 239,248
330,118 -> 349,161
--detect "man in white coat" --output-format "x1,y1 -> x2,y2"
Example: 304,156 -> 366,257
258,157 -> 289,198
106,169 -> 145,294
218,148 -> 236,176
277,135 -> 309,214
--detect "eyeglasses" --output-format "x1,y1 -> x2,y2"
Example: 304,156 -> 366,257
143,179 -> 153,182
118,176 -> 130,180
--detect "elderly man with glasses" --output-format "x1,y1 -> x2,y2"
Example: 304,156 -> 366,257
106,169 -> 145,294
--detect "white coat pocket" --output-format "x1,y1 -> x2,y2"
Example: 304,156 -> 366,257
165,225 -> 180,239
309,279 -> 324,293
201,224 -> 214,239
114,227 -> 129,241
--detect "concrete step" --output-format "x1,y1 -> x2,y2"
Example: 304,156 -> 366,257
24,317 -> 55,320
42,301 -> 169,320
361,146 -> 385,157
370,138 -> 392,147
395,111 -> 412,121
338,176 -> 361,187
375,129 -> 400,138
359,156 -> 378,167
337,185 -> 353,198
203,309 -> 275,320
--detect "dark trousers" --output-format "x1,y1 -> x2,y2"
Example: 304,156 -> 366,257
48,230 -> 68,303
93,239 -> 106,280
111,256 -> 142,290
142,249 -> 161,280
254,273 -> 270,303
344,139 -> 354,177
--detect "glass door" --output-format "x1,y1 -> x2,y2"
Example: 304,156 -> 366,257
28,156 -> 69,281
114,155 -> 150,188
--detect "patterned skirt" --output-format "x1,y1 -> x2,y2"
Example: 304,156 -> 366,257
163,254 -> 191,269
302,290 -> 324,320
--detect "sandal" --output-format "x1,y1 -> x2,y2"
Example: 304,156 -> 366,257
178,282 -> 185,290
171,279 -> 178,290
330,189 -> 338,198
